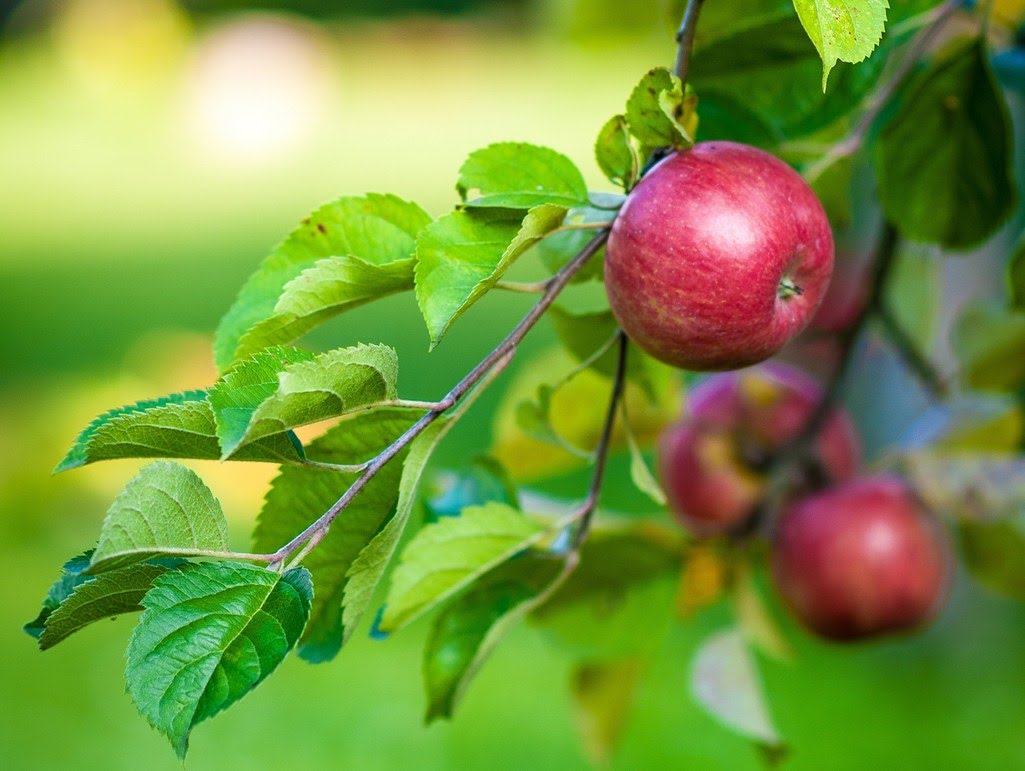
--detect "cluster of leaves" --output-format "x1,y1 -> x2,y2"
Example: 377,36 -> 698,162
25,0 -> 1025,764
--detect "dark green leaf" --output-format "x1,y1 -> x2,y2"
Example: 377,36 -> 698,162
24,551 -> 95,639
595,115 -> 639,190
90,461 -> 229,573
531,206 -> 611,283
1008,235 -> 1025,308
952,302 -> 1025,392
415,205 -> 566,348
960,517 -> 1025,600
456,142 -> 588,209
424,553 -> 571,722
126,562 -> 312,758
691,12 -> 889,141
38,563 -> 174,649
252,408 -> 417,662
380,502 -> 549,633
876,40 -> 1017,250
214,194 -> 430,372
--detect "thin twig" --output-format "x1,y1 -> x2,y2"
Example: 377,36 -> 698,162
803,0 -> 961,184
571,331 -> 628,548
875,302 -> 950,399
262,230 -> 610,568
673,0 -> 706,84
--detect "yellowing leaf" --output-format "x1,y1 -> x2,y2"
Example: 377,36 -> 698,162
792,0 -> 888,89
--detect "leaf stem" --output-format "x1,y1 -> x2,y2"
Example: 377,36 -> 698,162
571,331 -> 628,549
875,302 -> 950,399
803,0 -> 961,184
263,230 -> 610,569
673,0 -> 706,84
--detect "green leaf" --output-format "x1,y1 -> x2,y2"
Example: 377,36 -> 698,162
792,0 -> 887,89
622,407 -> 667,506
340,378 -> 495,647
415,205 -> 566,348
24,551 -> 94,639
691,8 -> 898,142
214,194 -> 431,372
380,502 -> 550,633
252,408 -> 417,662
208,347 -> 315,455
424,553 -> 572,722
90,461 -> 229,573
595,114 -> 640,189
1009,235 -> 1025,308
876,40 -> 1017,250
211,344 -> 400,457
733,564 -> 792,661
57,391 -> 304,471
549,300 -> 679,403
571,658 -> 644,766
126,562 -> 312,758
233,255 -> 415,360
515,383 -> 590,457
807,152 -> 854,228
952,302 -> 1025,392
456,142 -> 588,209
531,205 -> 612,282
531,520 -> 682,657
691,627 -> 784,750
624,68 -> 695,147
38,562 -> 175,649
899,451 -> 1025,600
883,243 -> 940,353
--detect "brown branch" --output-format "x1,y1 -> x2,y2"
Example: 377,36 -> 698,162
673,0 -> 706,84
571,331 -> 629,549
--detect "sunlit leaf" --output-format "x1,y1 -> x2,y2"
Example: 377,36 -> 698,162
456,142 -> 588,209
90,462 -> 229,573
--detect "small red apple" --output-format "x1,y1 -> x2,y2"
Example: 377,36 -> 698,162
658,363 -> 859,535
772,474 -> 951,641
604,142 -> 834,371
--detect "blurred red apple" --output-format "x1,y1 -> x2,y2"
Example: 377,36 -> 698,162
809,249 -> 870,333
658,363 -> 859,535
604,142 -> 834,371
772,474 -> 951,641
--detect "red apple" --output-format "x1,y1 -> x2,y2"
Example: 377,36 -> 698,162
604,142 -> 834,371
772,474 -> 951,641
658,363 -> 859,535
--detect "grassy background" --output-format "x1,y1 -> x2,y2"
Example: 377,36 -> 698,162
3,3 -> 1025,768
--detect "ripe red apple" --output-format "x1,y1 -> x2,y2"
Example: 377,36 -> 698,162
772,474 -> 951,641
658,363 -> 859,535
604,142 -> 834,371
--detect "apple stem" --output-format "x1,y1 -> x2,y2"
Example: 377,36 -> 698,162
777,278 -> 804,299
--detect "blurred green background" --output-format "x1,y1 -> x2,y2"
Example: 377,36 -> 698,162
3,1 -> 1025,769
